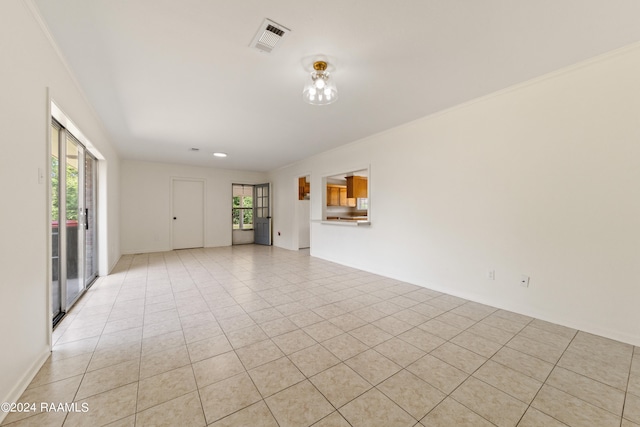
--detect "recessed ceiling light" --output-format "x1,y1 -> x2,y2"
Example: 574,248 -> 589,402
213,152 -> 227,158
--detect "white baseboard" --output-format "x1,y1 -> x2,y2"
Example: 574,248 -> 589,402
0,349 -> 51,424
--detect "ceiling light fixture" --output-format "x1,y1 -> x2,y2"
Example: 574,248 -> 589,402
303,61 -> 338,105
213,152 -> 227,158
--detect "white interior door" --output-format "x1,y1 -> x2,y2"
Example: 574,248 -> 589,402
172,179 -> 204,249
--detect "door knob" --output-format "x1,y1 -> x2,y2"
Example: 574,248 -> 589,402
173,217 -> 177,220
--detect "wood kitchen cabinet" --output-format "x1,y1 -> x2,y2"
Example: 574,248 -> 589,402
327,186 -> 340,206
327,185 -> 356,207
298,177 -> 310,200
339,188 -> 348,206
346,176 -> 368,198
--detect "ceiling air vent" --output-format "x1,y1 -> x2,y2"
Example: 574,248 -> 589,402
250,18 -> 290,53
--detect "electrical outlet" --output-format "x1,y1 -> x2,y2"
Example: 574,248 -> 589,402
487,270 -> 495,280
520,275 -> 530,287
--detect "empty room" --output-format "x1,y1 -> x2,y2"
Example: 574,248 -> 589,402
1,1 -> 639,426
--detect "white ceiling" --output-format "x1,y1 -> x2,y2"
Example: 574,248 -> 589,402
33,0 -> 640,172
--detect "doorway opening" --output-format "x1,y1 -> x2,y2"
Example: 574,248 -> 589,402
232,184 -> 254,245
298,176 -> 310,249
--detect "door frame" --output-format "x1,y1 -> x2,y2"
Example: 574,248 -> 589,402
231,183 -> 255,245
49,99 -> 107,334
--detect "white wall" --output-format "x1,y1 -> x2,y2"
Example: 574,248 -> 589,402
0,0 -> 120,415
270,43 -> 640,346
298,200 -> 311,249
232,230 -> 255,245
120,160 -> 267,253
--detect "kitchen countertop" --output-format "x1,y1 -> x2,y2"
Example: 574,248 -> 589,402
326,216 -> 368,221
321,217 -> 370,226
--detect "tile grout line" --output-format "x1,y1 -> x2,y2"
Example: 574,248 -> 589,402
179,251 -> 223,427
514,329 -> 580,426
133,255 -> 158,417
69,254 -> 136,425
166,250 -> 211,426
619,345 -> 636,427
180,247 -> 283,426
417,314 -> 529,426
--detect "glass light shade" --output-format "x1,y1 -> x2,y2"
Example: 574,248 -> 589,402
303,70 -> 338,105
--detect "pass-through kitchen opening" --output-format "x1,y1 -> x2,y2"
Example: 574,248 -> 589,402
323,168 -> 369,223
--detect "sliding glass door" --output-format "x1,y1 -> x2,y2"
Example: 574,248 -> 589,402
65,135 -> 84,306
51,120 -> 97,326
84,152 -> 97,286
51,123 -> 62,323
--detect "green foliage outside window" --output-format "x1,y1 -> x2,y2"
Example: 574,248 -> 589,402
232,196 -> 253,229
51,157 -> 79,222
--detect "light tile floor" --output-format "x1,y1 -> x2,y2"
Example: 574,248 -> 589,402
3,245 -> 639,427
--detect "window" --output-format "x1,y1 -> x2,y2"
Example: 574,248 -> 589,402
232,184 -> 253,230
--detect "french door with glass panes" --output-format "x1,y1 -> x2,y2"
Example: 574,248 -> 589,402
254,183 -> 271,245
51,120 -> 97,326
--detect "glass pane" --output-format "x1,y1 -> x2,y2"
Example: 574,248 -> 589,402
232,208 -> 240,229
85,155 -> 97,284
65,138 -> 83,306
232,185 -> 256,231
51,125 -> 61,319
243,208 -> 253,229
257,187 -> 262,197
